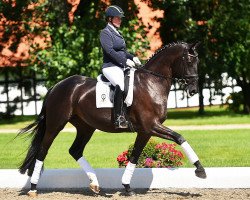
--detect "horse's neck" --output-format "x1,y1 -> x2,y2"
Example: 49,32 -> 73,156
144,45 -> 184,78
137,53 -> 173,95
144,54 -> 173,78
135,68 -> 172,112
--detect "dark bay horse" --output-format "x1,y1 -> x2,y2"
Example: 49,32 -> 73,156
18,41 -> 206,197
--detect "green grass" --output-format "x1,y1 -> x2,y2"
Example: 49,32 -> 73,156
180,129 -> 250,167
165,105 -> 250,125
1,105 -> 249,169
1,129 -> 250,169
0,115 -> 35,129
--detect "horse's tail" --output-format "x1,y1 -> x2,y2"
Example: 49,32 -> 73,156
18,87 -> 53,176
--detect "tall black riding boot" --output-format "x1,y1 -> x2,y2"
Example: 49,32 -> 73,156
113,85 -> 128,129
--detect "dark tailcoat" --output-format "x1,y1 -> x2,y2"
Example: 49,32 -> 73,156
100,24 -> 134,69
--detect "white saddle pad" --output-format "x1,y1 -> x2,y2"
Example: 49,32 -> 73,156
96,68 -> 136,108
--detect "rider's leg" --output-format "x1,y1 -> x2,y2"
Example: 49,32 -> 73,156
113,85 -> 128,128
102,66 -> 128,128
102,66 -> 124,91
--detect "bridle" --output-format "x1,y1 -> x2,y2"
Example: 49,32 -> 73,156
137,48 -> 199,85
179,48 -> 199,84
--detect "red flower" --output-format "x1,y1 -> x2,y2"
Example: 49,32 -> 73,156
117,140 -> 184,168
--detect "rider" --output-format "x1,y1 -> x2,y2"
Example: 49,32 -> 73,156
100,5 -> 141,129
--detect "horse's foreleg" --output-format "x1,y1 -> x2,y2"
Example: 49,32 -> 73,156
152,123 -> 207,179
122,133 -> 151,195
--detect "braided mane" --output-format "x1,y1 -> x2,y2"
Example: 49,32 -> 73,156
144,41 -> 187,66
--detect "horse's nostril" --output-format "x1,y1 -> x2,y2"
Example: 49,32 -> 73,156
190,90 -> 197,96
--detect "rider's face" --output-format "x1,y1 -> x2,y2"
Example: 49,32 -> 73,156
112,16 -> 122,28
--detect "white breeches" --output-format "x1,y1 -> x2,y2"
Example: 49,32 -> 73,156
102,66 -> 125,91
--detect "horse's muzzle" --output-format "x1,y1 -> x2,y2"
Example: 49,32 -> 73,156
188,89 -> 197,97
186,78 -> 198,97
186,81 -> 198,97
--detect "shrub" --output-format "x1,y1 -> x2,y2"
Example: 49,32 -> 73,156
226,91 -> 244,113
117,139 -> 184,168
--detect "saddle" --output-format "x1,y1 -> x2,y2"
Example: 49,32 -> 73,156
96,68 -> 136,108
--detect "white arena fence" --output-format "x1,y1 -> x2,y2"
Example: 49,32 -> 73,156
0,167 -> 250,189
0,69 -> 241,115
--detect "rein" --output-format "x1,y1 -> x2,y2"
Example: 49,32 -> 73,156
138,67 -> 188,85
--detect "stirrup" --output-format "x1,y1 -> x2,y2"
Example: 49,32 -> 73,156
115,115 -> 128,129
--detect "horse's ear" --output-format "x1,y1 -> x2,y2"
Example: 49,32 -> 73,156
190,41 -> 201,50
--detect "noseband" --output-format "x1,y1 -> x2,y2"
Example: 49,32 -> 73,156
138,48 -> 198,85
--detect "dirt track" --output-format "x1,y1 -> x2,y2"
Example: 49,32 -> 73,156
1,188 -> 250,200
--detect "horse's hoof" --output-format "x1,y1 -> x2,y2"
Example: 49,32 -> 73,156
89,183 -> 100,194
122,184 -> 136,196
195,168 -> 207,179
125,190 -> 136,196
27,190 -> 38,197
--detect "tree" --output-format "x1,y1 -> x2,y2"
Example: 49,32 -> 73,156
209,0 -> 250,113
30,0 -> 149,87
142,0 -> 250,114
142,0 -> 222,114
0,0 -> 40,118
0,0 -> 35,64
0,0 -> 149,117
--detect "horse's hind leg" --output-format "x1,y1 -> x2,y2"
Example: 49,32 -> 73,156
27,117 -> 69,197
152,122 -> 207,179
69,117 -> 99,193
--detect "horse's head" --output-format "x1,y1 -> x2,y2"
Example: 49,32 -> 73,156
173,42 -> 200,97
143,41 -> 200,97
